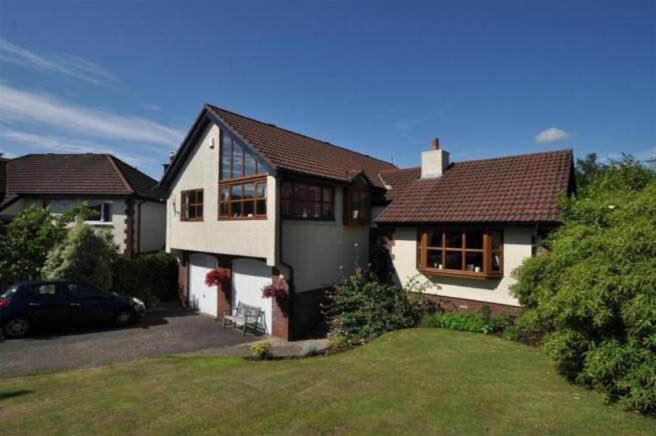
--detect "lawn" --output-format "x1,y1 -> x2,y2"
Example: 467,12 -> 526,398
0,329 -> 652,435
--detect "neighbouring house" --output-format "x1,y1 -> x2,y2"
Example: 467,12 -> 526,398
159,104 -> 575,339
0,153 -> 166,257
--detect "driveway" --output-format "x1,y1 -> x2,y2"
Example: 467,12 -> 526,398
0,305 -> 256,378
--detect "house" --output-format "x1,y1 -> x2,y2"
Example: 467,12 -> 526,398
159,104 -> 574,339
0,154 -> 166,257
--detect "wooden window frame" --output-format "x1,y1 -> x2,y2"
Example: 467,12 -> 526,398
417,227 -> 503,279
219,130 -> 268,220
181,189 -> 204,222
344,187 -> 371,225
280,180 -> 334,221
218,174 -> 267,220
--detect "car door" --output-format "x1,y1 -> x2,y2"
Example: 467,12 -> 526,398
66,282 -> 115,325
24,283 -> 72,329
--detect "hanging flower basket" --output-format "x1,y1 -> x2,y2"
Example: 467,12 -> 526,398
261,282 -> 289,301
205,268 -> 228,287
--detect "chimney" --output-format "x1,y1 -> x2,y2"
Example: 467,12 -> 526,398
421,137 -> 449,178
162,152 -> 175,173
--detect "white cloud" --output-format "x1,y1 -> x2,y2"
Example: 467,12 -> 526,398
0,128 -> 150,167
0,38 -> 120,88
0,85 -> 183,146
535,127 -> 570,144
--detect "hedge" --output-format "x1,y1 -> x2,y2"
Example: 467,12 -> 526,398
112,252 -> 178,305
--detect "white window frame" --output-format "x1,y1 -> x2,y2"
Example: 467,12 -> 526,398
85,201 -> 114,225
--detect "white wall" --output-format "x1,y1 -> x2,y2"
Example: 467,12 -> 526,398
0,198 -> 24,217
282,186 -> 369,292
389,226 -> 534,306
137,201 -> 166,253
166,122 -> 278,265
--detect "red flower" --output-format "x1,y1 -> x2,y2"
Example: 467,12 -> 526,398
261,282 -> 289,300
205,269 -> 228,287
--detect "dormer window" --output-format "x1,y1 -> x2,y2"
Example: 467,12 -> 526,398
344,187 -> 370,225
219,129 -> 267,220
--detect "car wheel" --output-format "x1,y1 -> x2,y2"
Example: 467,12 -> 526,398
4,317 -> 30,338
115,310 -> 133,327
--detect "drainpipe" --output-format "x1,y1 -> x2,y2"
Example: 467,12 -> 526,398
276,176 -> 295,339
136,199 -> 146,255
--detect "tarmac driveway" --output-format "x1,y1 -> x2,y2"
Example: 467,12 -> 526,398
0,305 -> 255,378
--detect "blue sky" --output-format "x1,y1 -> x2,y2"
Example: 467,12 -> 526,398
0,0 -> 654,178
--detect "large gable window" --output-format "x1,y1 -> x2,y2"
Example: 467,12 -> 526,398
181,189 -> 204,221
281,180 -> 334,220
417,227 -> 503,278
219,129 -> 267,219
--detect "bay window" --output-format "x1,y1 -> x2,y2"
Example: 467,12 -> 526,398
219,130 -> 267,219
417,227 -> 503,278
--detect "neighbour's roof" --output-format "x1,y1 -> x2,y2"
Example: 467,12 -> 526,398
0,157 -> 7,204
0,154 -> 161,210
161,104 -> 397,189
376,149 -> 574,224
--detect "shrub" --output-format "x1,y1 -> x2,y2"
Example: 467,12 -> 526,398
42,219 -> 117,291
322,268 -> 423,342
421,306 -> 519,336
511,156 -> 656,414
112,251 -> 178,304
250,341 -> 273,360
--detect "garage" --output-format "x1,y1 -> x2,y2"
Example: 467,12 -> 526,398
188,253 -> 218,317
232,258 -> 272,334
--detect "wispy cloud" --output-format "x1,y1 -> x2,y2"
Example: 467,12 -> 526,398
0,128 -> 150,167
0,85 -> 183,146
0,38 -> 120,88
535,127 -> 570,144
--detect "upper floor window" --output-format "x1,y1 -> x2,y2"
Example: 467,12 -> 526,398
181,189 -> 203,221
281,181 -> 334,220
417,227 -> 503,278
219,130 -> 268,220
344,188 -> 370,225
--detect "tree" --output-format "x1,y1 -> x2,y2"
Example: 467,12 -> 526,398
575,152 -> 606,188
511,156 -> 656,414
42,219 -> 117,291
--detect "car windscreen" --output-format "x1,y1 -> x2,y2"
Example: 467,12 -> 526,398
1,285 -> 18,300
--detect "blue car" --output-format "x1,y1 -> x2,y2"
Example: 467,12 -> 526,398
0,280 -> 146,338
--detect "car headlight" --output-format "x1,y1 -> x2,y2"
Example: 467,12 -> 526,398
132,297 -> 145,308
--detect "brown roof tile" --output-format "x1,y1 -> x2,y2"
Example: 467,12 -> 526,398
1,154 -> 161,210
376,149 -> 574,224
207,105 -> 396,188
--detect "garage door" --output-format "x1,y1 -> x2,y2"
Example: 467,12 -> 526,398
232,258 -> 272,334
189,253 -> 218,317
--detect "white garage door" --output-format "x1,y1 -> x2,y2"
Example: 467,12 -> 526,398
189,253 -> 218,317
232,258 -> 272,334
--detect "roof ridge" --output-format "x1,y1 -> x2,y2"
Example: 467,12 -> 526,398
455,148 -> 573,166
105,155 -> 135,194
110,155 -> 159,185
206,103 -> 396,168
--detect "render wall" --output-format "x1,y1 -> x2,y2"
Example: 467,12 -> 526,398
166,123 -> 278,265
389,226 -> 534,307
137,201 -> 166,253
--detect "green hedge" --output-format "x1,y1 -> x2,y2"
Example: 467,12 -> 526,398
112,252 -> 178,305
420,306 -> 518,339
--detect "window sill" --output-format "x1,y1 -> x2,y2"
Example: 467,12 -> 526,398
219,216 -> 267,221
418,267 -> 503,280
84,221 -> 113,226
181,219 -> 204,222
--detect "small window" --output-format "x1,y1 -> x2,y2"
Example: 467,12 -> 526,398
181,189 -> 204,221
87,202 -> 112,223
345,188 -> 370,225
281,180 -> 334,220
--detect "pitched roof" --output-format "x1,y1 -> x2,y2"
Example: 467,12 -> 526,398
0,154 -> 161,210
206,105 -> 397,188
376,149 -> 574,224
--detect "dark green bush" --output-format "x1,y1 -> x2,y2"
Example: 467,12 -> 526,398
322,268 -> 423,342
511,156 -> 656,415
420,306 -> 516,335
112,252 -> 178,305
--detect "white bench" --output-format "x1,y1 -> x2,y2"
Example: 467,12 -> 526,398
223,302 -> 263,335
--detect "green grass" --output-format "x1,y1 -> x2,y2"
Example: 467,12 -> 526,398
0,329 -> 652,435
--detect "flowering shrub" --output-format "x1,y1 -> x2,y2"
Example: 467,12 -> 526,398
205,268 -> 228,287
261,281 -> 288,300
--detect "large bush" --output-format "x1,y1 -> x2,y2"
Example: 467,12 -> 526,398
112,251 -> 178,304
511,157 -> 656,414
42,219 -> 117,291
322,269 -> 423,342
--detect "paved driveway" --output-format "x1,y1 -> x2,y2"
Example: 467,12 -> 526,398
0,305 -> 256,378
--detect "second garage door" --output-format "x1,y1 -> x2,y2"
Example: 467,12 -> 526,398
232,258 -> 272,334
